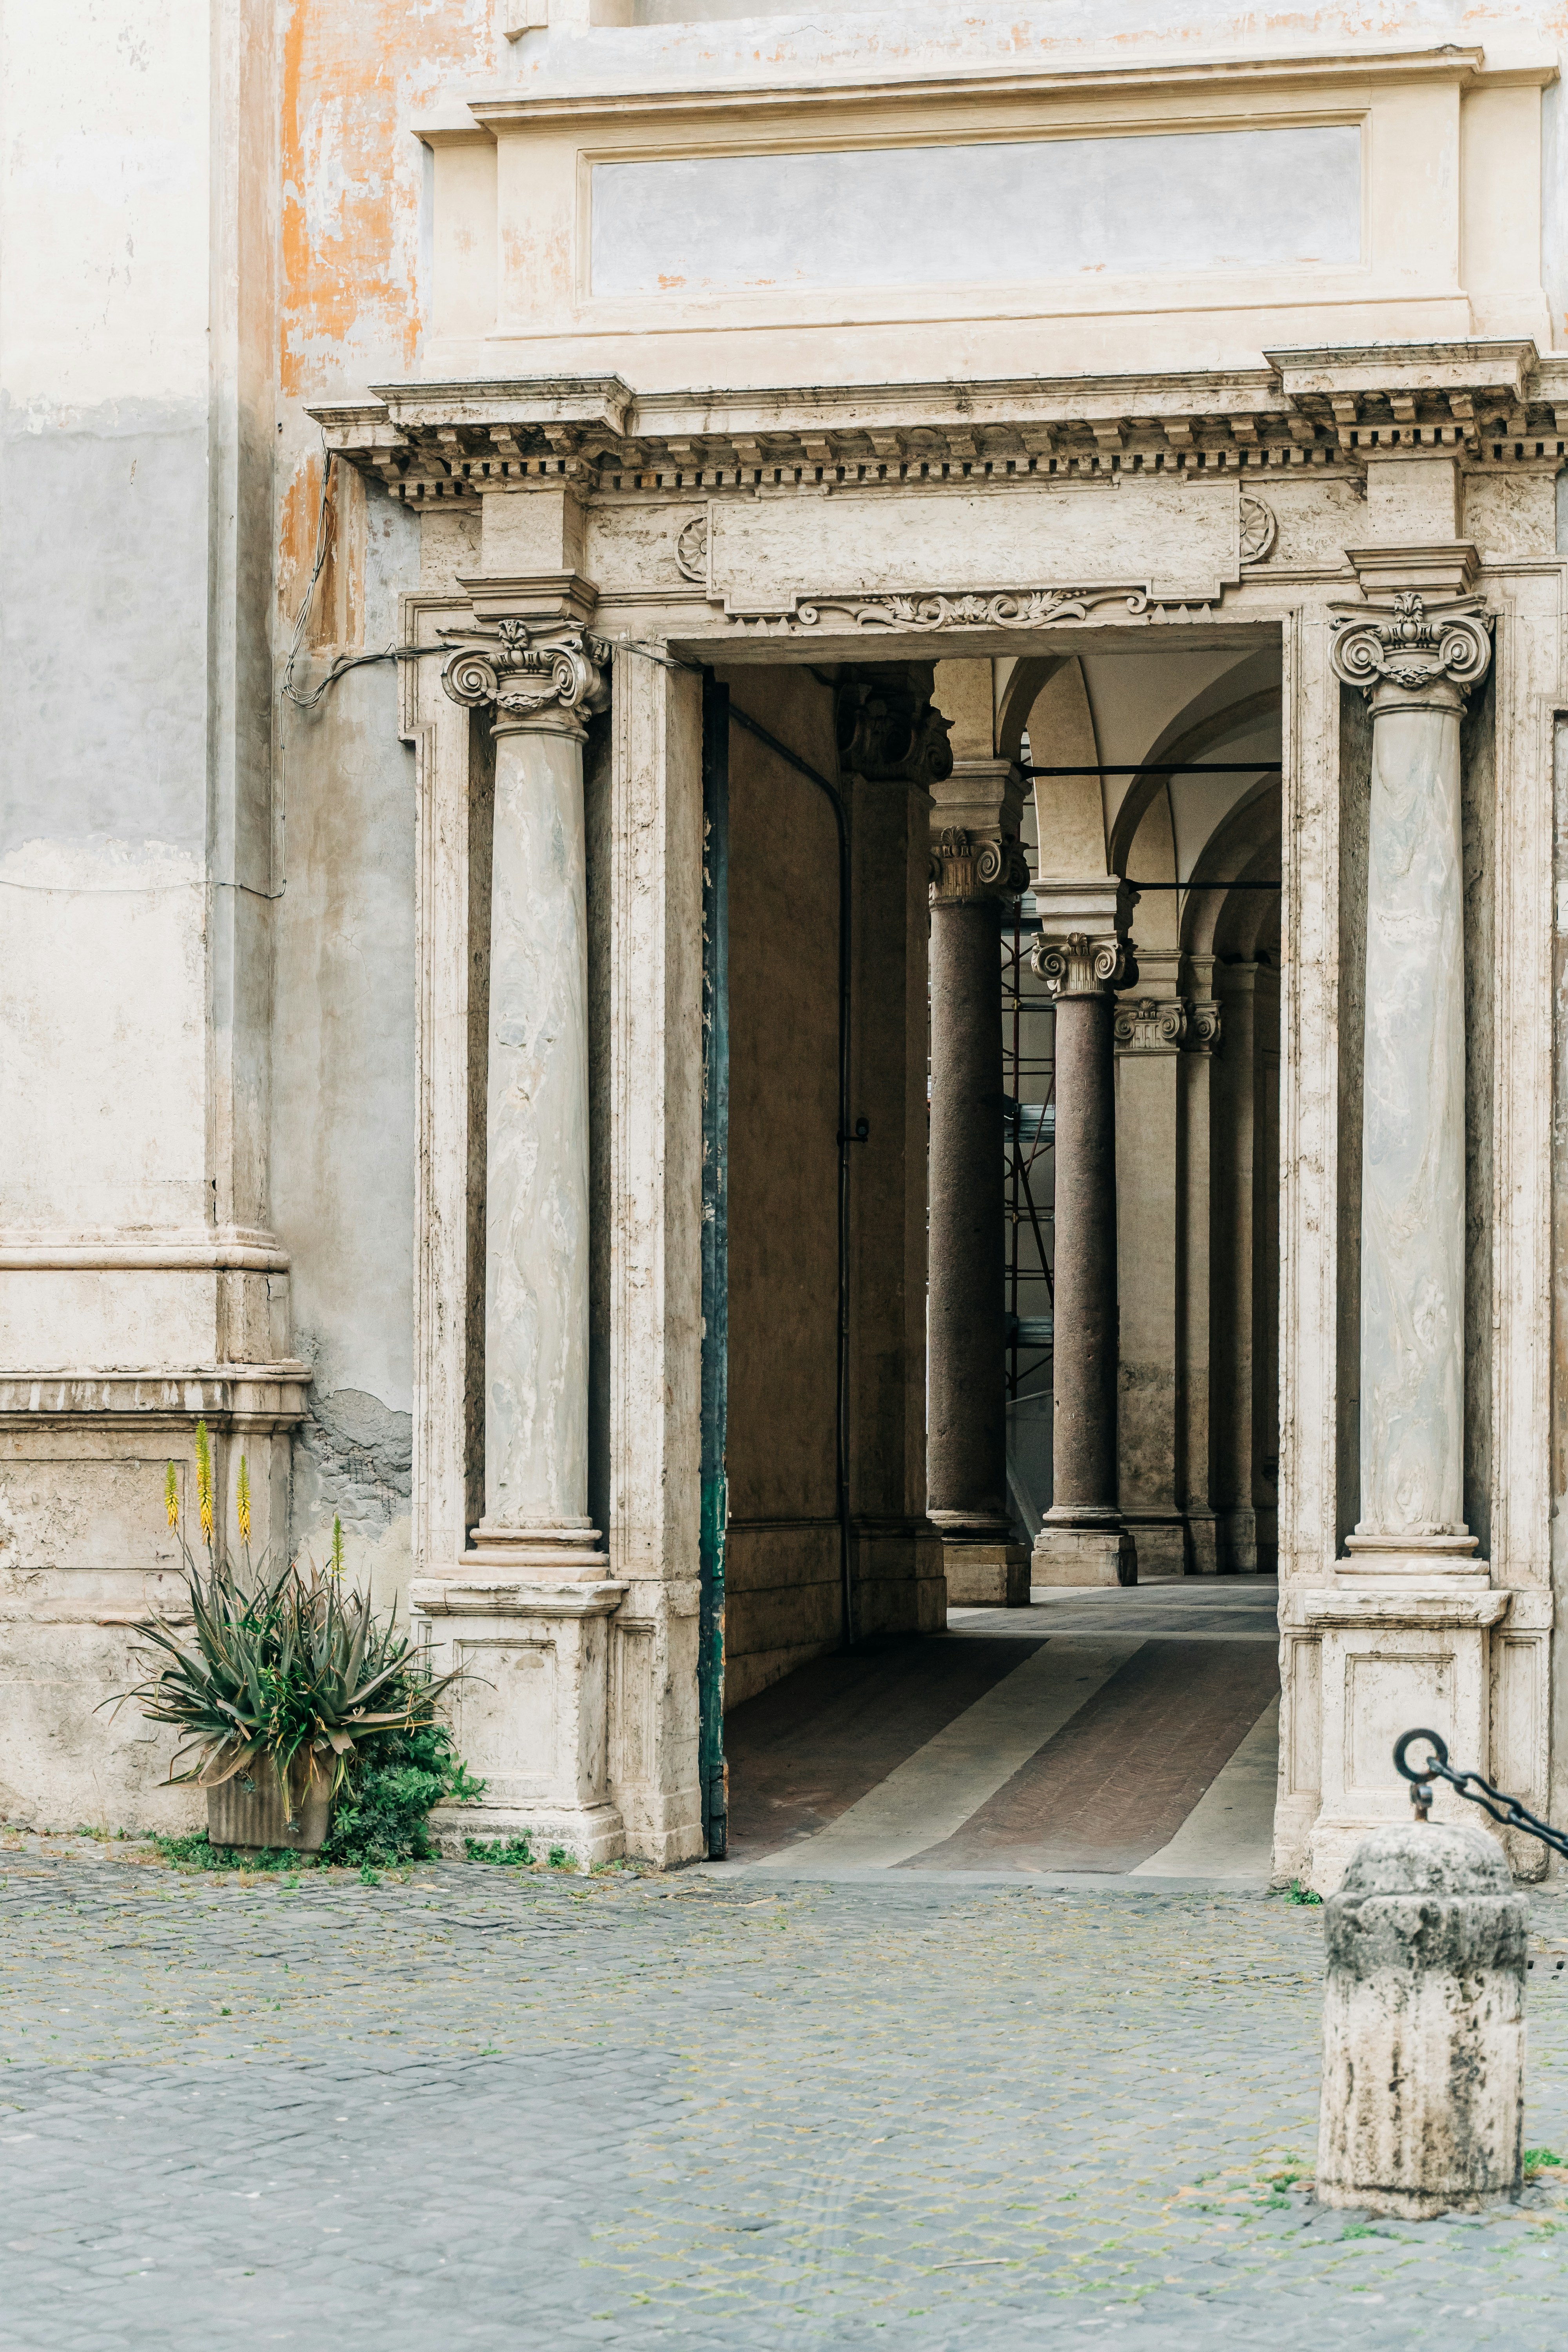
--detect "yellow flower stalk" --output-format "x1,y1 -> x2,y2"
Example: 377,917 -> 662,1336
196,1418 -> 214,1546
164,1461 -> 179,1530
330,1515 -> 345,1579
236,1454 -> 251,1545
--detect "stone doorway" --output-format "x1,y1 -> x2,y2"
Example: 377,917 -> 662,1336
708,641 -> 1285,1874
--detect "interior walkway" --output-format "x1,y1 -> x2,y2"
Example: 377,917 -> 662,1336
722,1581 -> 1280,1881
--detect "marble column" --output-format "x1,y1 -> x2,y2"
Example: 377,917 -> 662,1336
414,586 -> 627,1867
1330,587 -> 1493,1570
926,759 -> 1032,1608
1306,559 -> 1505,1892
1031,885 -> 1138,1586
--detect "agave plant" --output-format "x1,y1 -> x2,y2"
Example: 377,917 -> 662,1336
112,1422 -> 462,1824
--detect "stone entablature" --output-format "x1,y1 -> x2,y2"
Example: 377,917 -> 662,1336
313,330 -> 1564,1892
313,342 -> 1568,512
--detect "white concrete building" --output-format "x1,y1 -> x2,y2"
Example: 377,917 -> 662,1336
4,0 -> 1567,1889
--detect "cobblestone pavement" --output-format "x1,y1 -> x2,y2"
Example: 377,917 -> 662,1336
6,1843 -> 1568,2348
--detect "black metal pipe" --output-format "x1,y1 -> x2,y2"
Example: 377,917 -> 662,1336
725,701 -> 857,1653
1024,762 -> 1282,776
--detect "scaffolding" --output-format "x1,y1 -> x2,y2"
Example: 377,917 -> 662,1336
1002,884 -> 1054,1536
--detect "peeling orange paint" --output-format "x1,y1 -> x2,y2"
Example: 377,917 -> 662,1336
277,0 -> 500,620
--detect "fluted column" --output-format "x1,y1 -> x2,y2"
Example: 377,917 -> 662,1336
926,764 -> 1031,1608
1330,584 -> 1493,1571
1031,885 -> 1138,1586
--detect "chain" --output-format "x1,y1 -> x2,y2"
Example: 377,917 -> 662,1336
1393,1728 -> 1568,1862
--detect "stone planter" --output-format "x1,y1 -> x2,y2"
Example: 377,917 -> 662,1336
207,1773 -> 332,1854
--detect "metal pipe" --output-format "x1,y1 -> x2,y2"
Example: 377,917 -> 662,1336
1024,762 -> 1282,776
726,701 -> 858,1653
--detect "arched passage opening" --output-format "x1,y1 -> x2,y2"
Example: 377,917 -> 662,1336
717,634 -> 1285,1876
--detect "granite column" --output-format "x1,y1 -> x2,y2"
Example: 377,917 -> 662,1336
1032,886 -> 1139,1586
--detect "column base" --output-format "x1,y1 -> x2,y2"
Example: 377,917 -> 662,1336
427,1801 -> 626,1871
461,1518 -> 606,1580
1302,1573 -> 1510,1894
1120,1513 -> 1186,1581
942,1541 -> 1031,1608
1032,1517 -> 1137,1588
411,1572 -> 628,1871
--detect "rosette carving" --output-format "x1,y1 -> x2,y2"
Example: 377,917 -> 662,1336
1032,929 -> 1136,999
440,615 -> 611,737
1330,592 -> 1493,705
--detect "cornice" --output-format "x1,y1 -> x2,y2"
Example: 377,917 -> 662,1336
0,1366 -> 313,1428
312,342 -> 1568,508
452,45 -> 1551,136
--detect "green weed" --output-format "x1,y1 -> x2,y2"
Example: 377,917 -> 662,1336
465,1837 -> 535,1867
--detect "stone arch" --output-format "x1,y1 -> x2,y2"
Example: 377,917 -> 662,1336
1025,658 -> 1109,880
1106,650 -> 1280,881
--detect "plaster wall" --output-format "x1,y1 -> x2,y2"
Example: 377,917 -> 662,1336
272,484 -> 421,1615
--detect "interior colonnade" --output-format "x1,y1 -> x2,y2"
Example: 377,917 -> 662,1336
929,647 -> 1286,1605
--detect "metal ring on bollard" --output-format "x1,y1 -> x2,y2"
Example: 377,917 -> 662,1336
1394,1728 -> 1449,1781
1392,1725 -> 1568,1861
1393,1728 -> 1448,1821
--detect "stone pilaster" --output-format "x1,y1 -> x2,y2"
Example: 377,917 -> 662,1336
1031,885 -> 1139,1588
1307,540 -> 1504,1888
926,744 -> 1032,1610
412,561 -> 626,1866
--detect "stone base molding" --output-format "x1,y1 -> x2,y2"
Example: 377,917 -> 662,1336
1032,1515 -> 1138,1588
1119,1513 -> 1188,1581
412,1575 -> 628,1868
0,1363 -> 312,1832
1303,1580 -> 1512,1895
942,1541 -> 1031,1609
460,1520 -> 608,1579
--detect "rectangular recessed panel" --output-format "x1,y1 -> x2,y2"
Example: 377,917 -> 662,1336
454,1639 -> 556,1786
590,125 -> 1361,298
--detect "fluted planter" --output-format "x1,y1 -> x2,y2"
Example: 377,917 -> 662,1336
207,1775 -> 332,1855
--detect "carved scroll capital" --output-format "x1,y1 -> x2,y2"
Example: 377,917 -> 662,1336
1112,996 -> 1189,1054
839,678 -> 954,787
1033,929 -> 1137,999
1112,996 -> 1224,1054
440,615 -> 612,739
929,826 -> 1030,906
1030,877 -> 1138,998
1330,591 -> 1493,711
1187,1001 -> 1223,1056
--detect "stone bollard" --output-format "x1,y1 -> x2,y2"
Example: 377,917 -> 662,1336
1317,1822 -> 1527,2218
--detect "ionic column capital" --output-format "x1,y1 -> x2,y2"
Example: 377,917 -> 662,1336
929,824 -> 1029,906
441,570 -> 610,741
1030,878 -> 1139,998
1112,995 -> 1226,1056
1331,586 -> 1494,718
837,675 -> 954,789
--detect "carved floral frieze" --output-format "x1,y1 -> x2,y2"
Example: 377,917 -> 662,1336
744,584 -> 1155,633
